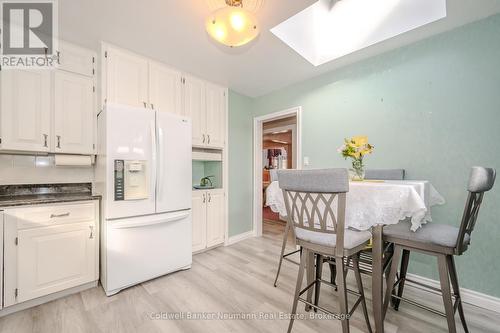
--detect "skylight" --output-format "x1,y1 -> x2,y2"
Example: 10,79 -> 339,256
271,0 -> 447,66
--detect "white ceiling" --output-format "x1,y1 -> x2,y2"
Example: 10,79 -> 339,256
60,0 -> 500,97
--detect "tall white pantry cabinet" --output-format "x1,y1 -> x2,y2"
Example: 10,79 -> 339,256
0,41 -> 97,155
101,43 -> 228,253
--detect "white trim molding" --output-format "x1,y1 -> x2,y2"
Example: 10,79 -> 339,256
225,230 -> 256,246
253,107 -> 302,238
407,273 -> 500,314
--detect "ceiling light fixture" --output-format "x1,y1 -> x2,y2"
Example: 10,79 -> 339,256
206,0 -> 260,47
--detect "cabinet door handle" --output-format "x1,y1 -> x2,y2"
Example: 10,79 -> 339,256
143,101 -> 147,108
207,134 -> 211,144
202,134 -> 206,143
202,194 -> 206,203
43,134 -> 48,147
50,212 -> 70,218
56,135 -> 61,149
89,225 -> 94,239
208,193 -> 212,203
150,103 -> 154,109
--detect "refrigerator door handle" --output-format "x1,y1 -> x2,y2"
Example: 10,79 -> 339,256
157,126 -> 165,200
111,212 -> 190,229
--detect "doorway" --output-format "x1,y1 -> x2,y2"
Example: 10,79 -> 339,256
253,107 -> 302,237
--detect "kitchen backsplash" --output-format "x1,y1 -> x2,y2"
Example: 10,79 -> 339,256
0,154 -> 94,185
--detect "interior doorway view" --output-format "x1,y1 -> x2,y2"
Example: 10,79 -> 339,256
261,115 -> 297,234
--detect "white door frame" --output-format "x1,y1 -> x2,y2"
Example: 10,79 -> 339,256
253,106 -> 302,237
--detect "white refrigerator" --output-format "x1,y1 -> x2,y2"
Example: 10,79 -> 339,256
96,103 -> 192,296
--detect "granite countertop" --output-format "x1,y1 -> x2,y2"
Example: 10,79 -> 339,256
0,183 -> 101,208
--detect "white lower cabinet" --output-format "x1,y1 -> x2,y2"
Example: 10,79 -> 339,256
192,189 -> 225,252
2,201 -> 99,308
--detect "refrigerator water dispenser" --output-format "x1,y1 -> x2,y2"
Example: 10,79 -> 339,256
114,160 -> 149,201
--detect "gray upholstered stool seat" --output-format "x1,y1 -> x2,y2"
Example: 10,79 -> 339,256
384,221 -> 470,248
295,228 -> 371,249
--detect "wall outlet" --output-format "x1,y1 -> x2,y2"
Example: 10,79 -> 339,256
303,156 -> 310,167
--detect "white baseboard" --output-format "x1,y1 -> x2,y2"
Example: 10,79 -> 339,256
406,273 -> 500,314
225,230 -> 255,246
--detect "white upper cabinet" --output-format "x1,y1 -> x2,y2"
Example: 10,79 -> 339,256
149,61 -> 182,115
205,83 -> 226,149
54,71 -> 95,154
102,43 -> 227,149
183,75 -> 206,146
0,69 -> 51,152
58,41 -> 95,77
105,46 -> 149,108
184,78 -> 226,149
0,41 -> 96,155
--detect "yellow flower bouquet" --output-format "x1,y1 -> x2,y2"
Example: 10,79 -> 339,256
338,136 -> 374,180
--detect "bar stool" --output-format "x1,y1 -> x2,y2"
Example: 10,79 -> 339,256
278,169 -> 372,333
328,169 -> 405,286
383,167 -> 496,333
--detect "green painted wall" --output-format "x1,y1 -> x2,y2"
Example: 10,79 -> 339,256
228,15 -> 500,297
228,91 -> 255,237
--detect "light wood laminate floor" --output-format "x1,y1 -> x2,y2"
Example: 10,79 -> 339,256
1,220 -> 499,333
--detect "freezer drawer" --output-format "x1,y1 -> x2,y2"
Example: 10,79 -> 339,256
102,210 -> 192,295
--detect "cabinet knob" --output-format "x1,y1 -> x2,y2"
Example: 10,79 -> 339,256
207,134 -> 211,144
43,134 -> 48,148
89,225 -> 94,239
56,135 -> 61,149
202,134 -> 206,143
208,193 -> 212,203
202,193 -> 206,203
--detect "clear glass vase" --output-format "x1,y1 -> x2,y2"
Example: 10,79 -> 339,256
349,159 -> 365,181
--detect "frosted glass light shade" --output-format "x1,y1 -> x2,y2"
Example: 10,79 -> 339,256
206,6 -> 260,47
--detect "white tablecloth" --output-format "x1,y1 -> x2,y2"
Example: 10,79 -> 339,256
265,180 -> 445,231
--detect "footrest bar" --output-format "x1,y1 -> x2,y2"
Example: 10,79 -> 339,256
348,297 -> 363,317
390,294 -> 446,317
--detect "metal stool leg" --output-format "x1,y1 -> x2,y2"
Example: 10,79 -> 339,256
287,248 -> 307,333
305,250 -> 315,311
314,254 -> 323,312
274,221 -> 291,287
329,261 -> 337,290
384,245 -> 402,318
336,255 -> 350,333
447,255 -> 469,333
394,249 -> 410,311
438,254 -> 457,333
353,253 -> 373,333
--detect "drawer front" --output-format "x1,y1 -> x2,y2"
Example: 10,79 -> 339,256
5,201 -> 96,230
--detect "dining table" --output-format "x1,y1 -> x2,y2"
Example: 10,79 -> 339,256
265,179 -> 445,333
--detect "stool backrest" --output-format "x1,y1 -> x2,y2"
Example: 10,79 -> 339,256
456,167 -> 496,255
277,169 -> 349,254
365,169 -> 405,180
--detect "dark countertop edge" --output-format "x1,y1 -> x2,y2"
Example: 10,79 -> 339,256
0,195 -> 101,209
